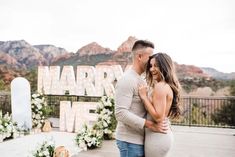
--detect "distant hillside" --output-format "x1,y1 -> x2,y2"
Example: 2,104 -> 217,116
0,40 -> 70,69
201,67 -> 235,80
0,50 -> 20,67
76,42 -> 114,56
52,53 -> 114,67
34,44 -> 69,63
52,42 -> 115,67
0,37 -> 234,94
54,36 -> 137,68
175,63 -> 210,80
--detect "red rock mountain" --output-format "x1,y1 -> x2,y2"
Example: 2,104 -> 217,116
0,37 -> 234,83
175,63 -> 210,79
76,42 -> 114,56
0,40 -> 70,69
116,36 -> 137,54
0,51 -> 19,66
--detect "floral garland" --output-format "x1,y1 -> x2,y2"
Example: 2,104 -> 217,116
32,139 -> 55,157
96,96 -> 117,140
31,92 -> 51,129
0,111 -> 19,142
75,96 -> 117,151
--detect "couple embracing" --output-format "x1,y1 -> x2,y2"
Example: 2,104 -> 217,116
115,40 -> 181,157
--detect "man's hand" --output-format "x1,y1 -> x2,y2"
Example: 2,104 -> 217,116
145,118 -> 169,134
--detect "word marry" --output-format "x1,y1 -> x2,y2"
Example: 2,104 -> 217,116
38,65 -> 131,96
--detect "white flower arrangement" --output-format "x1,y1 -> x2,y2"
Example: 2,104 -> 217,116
32,139 -> 55,157
96,96 -> 117,140
75,96 -> 117,151
75,124 -> 103,151
0,111 -> 19,142
31,93 -> 51,129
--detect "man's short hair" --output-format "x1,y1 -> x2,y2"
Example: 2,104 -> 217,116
132,40 -> 154,52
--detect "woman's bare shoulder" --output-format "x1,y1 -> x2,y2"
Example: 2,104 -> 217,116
153,82 -> 173,95
154,82 -> 168,89
153,82 -> 168,95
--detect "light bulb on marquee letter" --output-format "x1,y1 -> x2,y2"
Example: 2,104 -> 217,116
95,65 -> 115,96
38,66 -> 61,94
76,66 -> 96,96
49,66 -> 61,94
60,66 -> 77,95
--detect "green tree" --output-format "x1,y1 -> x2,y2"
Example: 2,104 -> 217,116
0,79 -> 5,90
229,80 -> 235,96
190,103 -> 208,125
212,99 -> 235,126
24,69 -> 37,92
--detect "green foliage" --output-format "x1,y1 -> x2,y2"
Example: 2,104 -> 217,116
180,77 -> 228,93
212,99 -> 235,126
0,79 -> 5,90
172,102 -> 213,126
0,67 -> 37,92
229,80 -> 235,96
54,54 -> 114,67
24,69 -> 37,92
190,103 -> 208,125
0,79 -> 10,91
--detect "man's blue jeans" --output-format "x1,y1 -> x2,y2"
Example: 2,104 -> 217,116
116,140 -> 144,157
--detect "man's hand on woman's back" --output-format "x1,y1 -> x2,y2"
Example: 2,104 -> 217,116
145,118 -> 169,134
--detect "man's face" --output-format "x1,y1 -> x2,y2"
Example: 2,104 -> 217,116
139,47 -> 153,72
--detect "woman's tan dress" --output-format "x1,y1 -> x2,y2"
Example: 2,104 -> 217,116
145,89 -> 174,157
145,114 -> 173,157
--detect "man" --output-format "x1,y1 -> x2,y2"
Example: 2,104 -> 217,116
115,40 -> 168,157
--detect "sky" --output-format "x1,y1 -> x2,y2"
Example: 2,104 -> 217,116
0,0 -> 235,73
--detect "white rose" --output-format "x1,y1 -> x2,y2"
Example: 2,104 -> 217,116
38,152 -> 43,156
32,94 -> 37,98
103,121 -> 108,127
37,104 -> 42,110
6,125 -> 12,132
106,119 -> 111,124
6,132 -> 11,138
43,150 -> 49,156
35,114 -> 41,120
84,136 -> 91,142
98,103 -> 104,109
104,129 -> 112,134
101,97 -> 106,102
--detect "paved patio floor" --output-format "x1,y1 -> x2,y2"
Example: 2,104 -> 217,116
76,126 -> 235,157
0,126 -> 235,157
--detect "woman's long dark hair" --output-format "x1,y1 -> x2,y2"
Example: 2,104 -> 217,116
146,53 -> 181,119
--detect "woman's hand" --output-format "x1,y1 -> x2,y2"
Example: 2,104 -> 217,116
138,83 -> 148,101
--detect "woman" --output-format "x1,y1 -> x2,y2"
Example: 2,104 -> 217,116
139,53 -> 181,157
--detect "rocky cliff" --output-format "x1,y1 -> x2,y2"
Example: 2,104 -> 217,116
0,40 -> 70,69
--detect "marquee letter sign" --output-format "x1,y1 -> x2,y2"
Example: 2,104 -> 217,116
38,65 -> 128,96
59,101 -> 99,132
